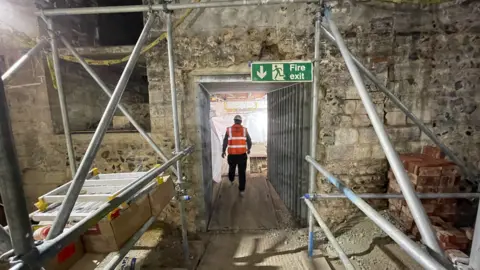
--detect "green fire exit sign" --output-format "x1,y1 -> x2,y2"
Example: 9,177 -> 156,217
251,61 -> 313,82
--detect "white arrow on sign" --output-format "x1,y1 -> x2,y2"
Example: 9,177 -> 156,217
257,65 -> 267,79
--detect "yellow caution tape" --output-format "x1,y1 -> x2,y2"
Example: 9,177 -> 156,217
35,198 -> 48,212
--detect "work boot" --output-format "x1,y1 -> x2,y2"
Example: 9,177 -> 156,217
239,191 -> 245,197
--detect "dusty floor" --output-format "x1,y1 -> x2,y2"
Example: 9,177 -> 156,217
68,173 -> 423,270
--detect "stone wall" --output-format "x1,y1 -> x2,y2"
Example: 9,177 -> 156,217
145,0 -> 480,229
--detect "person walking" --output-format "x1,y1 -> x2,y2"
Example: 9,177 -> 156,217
222,115 -> 252,196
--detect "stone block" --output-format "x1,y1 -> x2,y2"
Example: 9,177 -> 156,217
334,128 -> 359,145
345,86 -> 360,99
358,128 -> 378,144
326,145 -> 355,161
343,100 -> 356,115
353,114 -> 372,127
386,111 -> 407,126
386,126 -> 421,142
371,145 -> 386,159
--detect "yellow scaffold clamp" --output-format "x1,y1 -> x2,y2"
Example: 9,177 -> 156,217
35,198 -> 48,212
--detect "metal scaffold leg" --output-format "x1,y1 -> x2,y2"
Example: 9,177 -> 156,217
0,77 -> 37,267
46,14 -> 156,240
166,10 -> 190,264
47,18 -> 77,176
324,11 -> 446,262
307,2 -> 322,258
470,204 -> 480,269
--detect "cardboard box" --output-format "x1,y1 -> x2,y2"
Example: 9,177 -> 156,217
47,239 -> 84,270
148,176 -> 175,216
82,193 -> 152,253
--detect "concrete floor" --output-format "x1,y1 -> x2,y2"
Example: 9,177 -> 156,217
208,174 -> 278,231
200,174 -> 331,270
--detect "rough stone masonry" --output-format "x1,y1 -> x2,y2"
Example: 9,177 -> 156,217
0,0 -> 479,232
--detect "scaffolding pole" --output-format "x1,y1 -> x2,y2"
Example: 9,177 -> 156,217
36,0 -> 313,16
307,3 -> 321,258
58,35 -> 179,177
470,205 -> 480,269
304,199 -> 355,270
0,78 -> 36,264
305,156 -> 448,270
46,14 -> 156,240
11,146 -> 193,270
166,11 -> 190,263
306,193 -> 480,199
319,25 -> 478,180
0,226 -> 12,254
102,216 -> 157,269
1,39 -> 48,82
47,18 -> 77,176
324,12 -> 445,260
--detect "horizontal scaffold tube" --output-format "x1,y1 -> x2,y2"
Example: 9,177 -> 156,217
36,0 -> 314,16
305,193 -> 480,200
305,155 -> 448,270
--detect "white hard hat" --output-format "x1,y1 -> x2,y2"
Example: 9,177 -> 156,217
234,115 -> 242,121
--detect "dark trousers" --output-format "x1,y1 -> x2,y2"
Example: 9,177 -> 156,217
227,153 -> 248,191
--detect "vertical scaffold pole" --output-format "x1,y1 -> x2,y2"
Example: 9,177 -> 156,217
166,10 -> 190,264
47,18 -> 77,176
307,2 -> 322,258
0,75 -> 35,264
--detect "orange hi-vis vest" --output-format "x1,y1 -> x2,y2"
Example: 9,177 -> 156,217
227,124 -> 247,155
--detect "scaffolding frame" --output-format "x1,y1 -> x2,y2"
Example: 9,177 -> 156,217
0,1 -> 478,270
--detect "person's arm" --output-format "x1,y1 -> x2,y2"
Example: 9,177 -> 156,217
246,132 -> 252,153
222,131 -> 229,154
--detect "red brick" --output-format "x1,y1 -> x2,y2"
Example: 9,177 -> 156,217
421,199 -> 438,214
438,186 -> 460,193
415,185 -> 438,193
418,166 -> 442,177
442,165 -> 460,176
436,228 -> 455,243
429,216 -> 448,227
416,175 -> 441,186
422,145 -> 446,159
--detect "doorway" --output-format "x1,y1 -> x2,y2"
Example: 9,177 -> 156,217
195,75 -> 311,230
